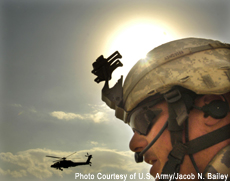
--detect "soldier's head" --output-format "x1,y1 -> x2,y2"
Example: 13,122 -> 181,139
129,92 -> 230,178
94,37 -> 230,179
123,38 -> 230,179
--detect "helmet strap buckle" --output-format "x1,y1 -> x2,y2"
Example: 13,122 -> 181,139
160,143 -> 188,180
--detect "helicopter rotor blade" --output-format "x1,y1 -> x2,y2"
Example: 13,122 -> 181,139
46,155 -> 62,159
65,151 -> 77,158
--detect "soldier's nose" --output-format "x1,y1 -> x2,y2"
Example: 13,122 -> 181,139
129,131 -> 148,153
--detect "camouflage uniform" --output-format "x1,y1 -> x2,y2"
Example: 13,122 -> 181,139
204,145 -> 230,181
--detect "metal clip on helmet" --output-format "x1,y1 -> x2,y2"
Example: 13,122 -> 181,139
92,38 -> 230,179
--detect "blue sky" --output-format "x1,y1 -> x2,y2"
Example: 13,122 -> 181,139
1,0 -> 230,180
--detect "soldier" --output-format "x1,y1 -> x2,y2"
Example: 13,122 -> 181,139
92,38 -> 230,180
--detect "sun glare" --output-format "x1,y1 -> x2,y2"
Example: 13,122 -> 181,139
105,20 -> 175,85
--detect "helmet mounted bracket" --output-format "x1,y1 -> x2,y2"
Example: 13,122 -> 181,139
92,51 -> 125,120
92,51 -> 123,83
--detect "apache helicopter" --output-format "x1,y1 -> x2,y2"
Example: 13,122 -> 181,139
46,152 -> 92,171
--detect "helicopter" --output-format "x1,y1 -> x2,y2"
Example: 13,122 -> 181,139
46,152 -> 92,171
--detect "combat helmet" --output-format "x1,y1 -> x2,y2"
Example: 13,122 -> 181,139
92,37 -> 230,180
123,38 -> 230,113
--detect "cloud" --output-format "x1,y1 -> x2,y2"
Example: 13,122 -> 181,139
87,147 -> 150,173
0,149 -> 69,179
0,168 -> 27,178
0,149 -> 55,179
50,111 -> 84,121
90,141 -> 99,146
11,102 -> 112,123
89,111 -> 106,123
0,148 -> 152,180
10,103 -> 37,116
50,111 -> 108,123
50,103 -> 112,123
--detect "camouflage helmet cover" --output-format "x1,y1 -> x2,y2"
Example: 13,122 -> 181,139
122,38 -> 230,114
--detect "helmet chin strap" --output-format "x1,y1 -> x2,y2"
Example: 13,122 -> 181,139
160,89 -> 230,181
159,89 -> 190,179
135,88 -> 191,176
136,88 -> 230,181
185,119 -> 201,175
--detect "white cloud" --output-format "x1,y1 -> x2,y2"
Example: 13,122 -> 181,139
89,111 -> 107,123
0,149 -> 69,179
0,168 -> 27,178
11,103 -> 112,123
50,104 -> 111,123
50,111 -> 108,123
50,111 -> 84,121
91,141 -> 99,146
0,148 -> 152,180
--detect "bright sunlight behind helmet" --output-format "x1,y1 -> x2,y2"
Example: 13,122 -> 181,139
105,20 -> 175,85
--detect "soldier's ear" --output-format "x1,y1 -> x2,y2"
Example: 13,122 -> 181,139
200,95 -> 229,126
203,94 -> 223,105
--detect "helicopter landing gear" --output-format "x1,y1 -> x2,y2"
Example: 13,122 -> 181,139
57,167 -> 63,171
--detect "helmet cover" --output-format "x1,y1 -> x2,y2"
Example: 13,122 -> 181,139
123,38 -> 230,113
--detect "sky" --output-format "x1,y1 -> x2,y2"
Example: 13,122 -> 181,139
1,0 -> 230,180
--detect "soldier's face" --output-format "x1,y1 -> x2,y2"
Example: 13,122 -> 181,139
129,101 -> 171,177
129,100 -> 197,179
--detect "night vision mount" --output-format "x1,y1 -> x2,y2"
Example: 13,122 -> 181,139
92,51 -> 123,83
92,51 -> 125,115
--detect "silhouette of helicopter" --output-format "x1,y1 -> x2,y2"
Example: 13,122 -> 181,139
46,152 -> 92,171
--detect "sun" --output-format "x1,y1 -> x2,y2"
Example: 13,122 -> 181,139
104,20 -> 175,85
